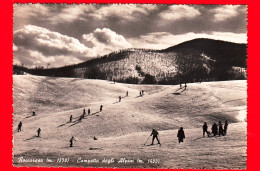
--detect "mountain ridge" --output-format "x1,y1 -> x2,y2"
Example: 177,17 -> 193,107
13,38 -> 247,84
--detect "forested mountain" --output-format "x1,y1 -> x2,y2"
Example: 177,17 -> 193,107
13,38 -> 247,84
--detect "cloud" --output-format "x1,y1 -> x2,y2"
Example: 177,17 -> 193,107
212,5 -> 242,22
89,4 -> 158,21
128,32 -> 247,50
50,5 -> 96,24
13,25 -> 96,67
13,4 -> 50,21
159,5 -> 201,21
13,4 -> 247,41
13,25 -> 133,67
82,28 -> 132,56
13,44 -> 18,51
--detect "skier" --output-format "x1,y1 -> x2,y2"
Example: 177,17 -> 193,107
83,108 -> 86,117
37,128 -> 41,137
32,111 -> 36,116
88,109 -> 90,115
177,127 -> 185,143
70,115 -> 73,122
17,121 -> 22,132
223,120 -> 228,136
126,91 -> 128,97
119,96 -> 121,102
150,129 -> 160,145
218,121 -> 224,136
211,122 -> 218,136
70,136 -> 76,147
203,122 -> 209,137
142,90 -> 144,95
100,105 -> 103,112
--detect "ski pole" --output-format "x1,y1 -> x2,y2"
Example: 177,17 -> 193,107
144,135 -> 151,145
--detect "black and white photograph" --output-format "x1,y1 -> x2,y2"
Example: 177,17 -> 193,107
12,4 -> 247,169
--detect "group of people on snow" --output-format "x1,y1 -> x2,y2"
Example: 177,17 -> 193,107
148,120 -> 229,146
146,127 -> 185,145
203,121 -> 228,137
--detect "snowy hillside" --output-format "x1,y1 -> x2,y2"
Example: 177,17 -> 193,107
12,75 -> 247,169
13,38 -> 247,84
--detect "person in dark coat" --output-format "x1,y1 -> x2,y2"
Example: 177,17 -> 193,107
184,83 -> 187,90
100,105 -> 103,112
32,111 -> 36,116
203,122 -> 209,137
211,122 -> 218,136
223,120 -> 228,136
177,127 -> 185,143
83,108 -> 86,117
88,109 -> 90,115
78,115 -> 83,122
70,136 -> 76,147
140,91 -> 142,96
218,121 -> 224,136
37,128 -> 41,137
142,90 -> 144,95
150,129 -> 160,145
126,91 -> 128,97
70,115 -> 73,122
119,96 -> 121,102
18,121 -> 22,132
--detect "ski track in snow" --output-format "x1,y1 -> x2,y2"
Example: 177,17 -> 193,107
12,75 -> 247,169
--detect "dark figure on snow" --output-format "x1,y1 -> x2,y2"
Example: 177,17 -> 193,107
142,90 -> 144,95
224,120 -> 228,136
70,115 -> 73,122
78,115 -> 83,122
211,122 -> 218,136
184,83 -> 187,90
94,137 -> 98,140
37,128 -> 41,137
18,121 -> 22,132
150,129 -> 160,145
126,91 -> 128,97
203,122 -> 209,137
177,127 -> 185,143
113,79 -> 116,84
83,108 -> 86,117
119,96 -> 121,102
218,121 -> 224,136
70,136 -> 76,147
32,111 -> 36,116
140,91 -> 142,96
100,105 -> 103,112
88,109 -> 90,115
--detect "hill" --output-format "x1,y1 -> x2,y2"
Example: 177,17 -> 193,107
13,75 -> 247,169
162,38 -> 247,68
13,38 -> 247,84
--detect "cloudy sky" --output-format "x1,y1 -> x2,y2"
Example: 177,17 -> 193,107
13,4 -> 247,68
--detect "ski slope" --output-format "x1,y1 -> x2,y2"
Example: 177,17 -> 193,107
12,75 -> 247,169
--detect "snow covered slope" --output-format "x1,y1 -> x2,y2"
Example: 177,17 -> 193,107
12,75 -> 247,169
